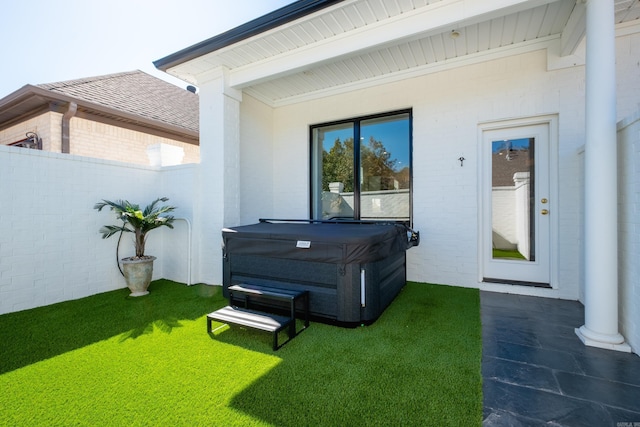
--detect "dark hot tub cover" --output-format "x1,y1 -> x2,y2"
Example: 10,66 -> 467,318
222,221 -> 414,265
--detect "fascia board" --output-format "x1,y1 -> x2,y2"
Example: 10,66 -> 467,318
153,0 -> 344,71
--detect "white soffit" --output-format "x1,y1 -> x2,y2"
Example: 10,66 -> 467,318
167,0 -> 640,107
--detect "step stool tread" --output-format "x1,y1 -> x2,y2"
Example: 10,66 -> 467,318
207,306 -> 292,332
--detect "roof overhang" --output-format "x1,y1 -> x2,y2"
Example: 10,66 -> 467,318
155,0 -> 640,107
0,85 -> 199,145
154,0 -> 343,72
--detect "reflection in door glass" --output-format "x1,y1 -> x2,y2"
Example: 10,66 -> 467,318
491,138 -> 535,261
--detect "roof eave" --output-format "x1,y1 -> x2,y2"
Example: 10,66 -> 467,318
0,86 -> 198,143
0,84 -> 41,108
153,0 -> 343,71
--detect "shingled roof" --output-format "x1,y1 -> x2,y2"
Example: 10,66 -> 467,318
492,149 -> 532,187
37,71 -> 198,133
0,70 -> 199,144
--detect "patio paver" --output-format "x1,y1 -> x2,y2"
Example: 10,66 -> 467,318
481,291 -> 640,426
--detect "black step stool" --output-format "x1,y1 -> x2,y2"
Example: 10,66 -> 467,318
207,284 -> 309,350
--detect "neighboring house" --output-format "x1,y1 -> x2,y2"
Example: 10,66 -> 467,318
0,70 -> 199,166
153,0 -> 640,353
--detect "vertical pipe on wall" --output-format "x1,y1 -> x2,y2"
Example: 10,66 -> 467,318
61,102 -> 77,154
576,0 -> 630,352
174,218 -> 192,286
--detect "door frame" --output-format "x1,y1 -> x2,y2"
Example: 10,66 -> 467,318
477,114 -> 559,289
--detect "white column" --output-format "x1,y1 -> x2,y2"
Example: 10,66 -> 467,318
193,67 -> 242,285
576,0 -> 630,352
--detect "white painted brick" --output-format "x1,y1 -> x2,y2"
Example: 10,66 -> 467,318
618,111 -> 640,353
267,38 -> 638,300
0,143 -> 200,315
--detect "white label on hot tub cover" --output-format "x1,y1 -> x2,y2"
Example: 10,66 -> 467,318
296,240 -> 311,248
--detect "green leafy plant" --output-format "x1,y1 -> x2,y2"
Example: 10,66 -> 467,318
94,197 -> 176,259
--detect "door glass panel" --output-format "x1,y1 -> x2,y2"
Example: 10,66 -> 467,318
491,138 -> 535,261
311,123 -> 355,220
359,114 -> 410,221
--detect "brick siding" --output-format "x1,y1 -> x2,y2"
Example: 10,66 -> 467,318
0,112 -> 199,165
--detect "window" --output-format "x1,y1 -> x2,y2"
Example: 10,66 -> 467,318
310,110 -> 412,223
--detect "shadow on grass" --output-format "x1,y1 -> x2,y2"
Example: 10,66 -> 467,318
219,283 -> 483,426
0,280 -> 225,374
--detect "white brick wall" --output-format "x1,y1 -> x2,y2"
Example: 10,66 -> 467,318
157,164 -> 198,286
250,32 -> 639,302
193,73 -> 243,285
0,146 -> 197,315
239,94 -> 274,225
492,188 -> 518,248
265,49 -> 585,297
615,30 -> 640,121
618,111 -> 640,354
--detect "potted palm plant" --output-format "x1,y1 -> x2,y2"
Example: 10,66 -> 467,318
94,197 -> 176,296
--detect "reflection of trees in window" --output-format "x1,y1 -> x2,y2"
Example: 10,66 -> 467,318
311,109 -> 412,223
323,137 -> 354,192
361,136 -> 397,191
323,136 -> 408,192
394,167 -> 410,189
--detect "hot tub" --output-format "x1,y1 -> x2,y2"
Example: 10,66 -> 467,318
222,220 -> 419,326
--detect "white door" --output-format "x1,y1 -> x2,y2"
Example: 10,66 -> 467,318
481,121 -> 553,287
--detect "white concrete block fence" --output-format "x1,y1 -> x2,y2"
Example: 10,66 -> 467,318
0,146 -> 197,314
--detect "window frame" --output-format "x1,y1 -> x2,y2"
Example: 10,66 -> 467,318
309,108 -> 413,226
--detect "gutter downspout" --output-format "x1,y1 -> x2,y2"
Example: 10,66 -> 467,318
61,102 -> 77,153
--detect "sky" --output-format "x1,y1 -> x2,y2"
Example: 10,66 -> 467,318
0,0 -> 294,99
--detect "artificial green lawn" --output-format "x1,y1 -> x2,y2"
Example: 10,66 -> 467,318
492,248 -> 526,260
0,280 -> 482,426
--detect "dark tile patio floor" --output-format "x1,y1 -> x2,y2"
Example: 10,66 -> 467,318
481,291 -> 640,426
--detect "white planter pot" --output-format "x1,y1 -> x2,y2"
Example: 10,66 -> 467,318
121,256 -> 156,297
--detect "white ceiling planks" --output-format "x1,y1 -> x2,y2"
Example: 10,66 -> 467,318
168,0 -> 640,106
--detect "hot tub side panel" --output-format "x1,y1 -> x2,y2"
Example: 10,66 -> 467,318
222,251 -> 406,325
223,254 -> 340,320
361,251 -> 407,323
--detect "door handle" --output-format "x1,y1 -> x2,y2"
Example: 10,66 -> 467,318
541,209 -> 549,215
